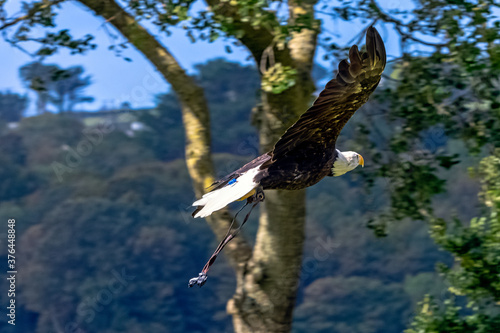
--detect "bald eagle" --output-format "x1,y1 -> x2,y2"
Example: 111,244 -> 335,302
192,27 -> 386,218
189,27 -> 386,287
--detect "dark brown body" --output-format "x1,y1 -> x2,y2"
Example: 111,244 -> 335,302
258,145 -> 338,190
210,146 -> 339,192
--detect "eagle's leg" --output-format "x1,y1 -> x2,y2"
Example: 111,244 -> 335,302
248,186 -> 265,203
188,188 -> 265,288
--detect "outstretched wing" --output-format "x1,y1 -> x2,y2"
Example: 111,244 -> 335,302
270,27 -> 386,162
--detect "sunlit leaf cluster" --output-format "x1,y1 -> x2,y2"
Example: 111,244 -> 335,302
261,63 -> 297,94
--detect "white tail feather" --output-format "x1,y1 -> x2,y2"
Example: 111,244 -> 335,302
192,167 -> 260,218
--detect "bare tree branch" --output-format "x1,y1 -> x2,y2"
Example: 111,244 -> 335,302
369,0 -> 448,48
0,0 -> 66,31
317,1 -> 448,49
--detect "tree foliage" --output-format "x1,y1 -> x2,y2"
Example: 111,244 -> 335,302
407,151 -> 500,333
19,62 -> 93,113
327,0 -> 500,231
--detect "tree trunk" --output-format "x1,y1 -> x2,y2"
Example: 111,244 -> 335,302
225,0 -> 318,329
227,85 -> 315,332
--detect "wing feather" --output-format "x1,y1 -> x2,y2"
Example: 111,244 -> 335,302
206,153 -> 271,192
269,27 -> 386,162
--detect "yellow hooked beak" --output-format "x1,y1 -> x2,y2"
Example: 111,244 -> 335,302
359,154 -> 365,167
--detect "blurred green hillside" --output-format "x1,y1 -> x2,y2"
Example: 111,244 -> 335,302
0,59 -> 486,333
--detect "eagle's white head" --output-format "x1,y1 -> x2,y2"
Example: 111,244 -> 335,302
332,150 -> 364,177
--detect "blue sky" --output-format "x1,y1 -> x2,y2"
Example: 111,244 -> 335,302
0,1 -> 407,114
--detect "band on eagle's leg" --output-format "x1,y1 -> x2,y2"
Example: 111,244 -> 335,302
188,188 -> 265,288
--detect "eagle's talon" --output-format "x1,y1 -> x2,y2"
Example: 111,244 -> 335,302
188,273 -> 208,288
